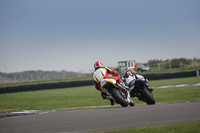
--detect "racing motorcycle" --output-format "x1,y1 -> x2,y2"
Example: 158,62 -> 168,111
101,78 -> 134,107
122,71 -> 155,105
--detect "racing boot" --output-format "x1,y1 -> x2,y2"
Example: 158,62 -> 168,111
110,98 -> 115,106
107,96 -> 115,106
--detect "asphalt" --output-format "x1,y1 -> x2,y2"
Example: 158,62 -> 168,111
0,101 -> 200,133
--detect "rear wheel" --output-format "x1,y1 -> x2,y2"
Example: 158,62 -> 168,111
109,88 -> 129,107
142,88 -> 155,105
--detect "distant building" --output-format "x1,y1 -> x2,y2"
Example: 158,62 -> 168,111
118,60 -> 136,75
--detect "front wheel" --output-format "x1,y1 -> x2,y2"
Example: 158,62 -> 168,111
142,89 -> 155,105
108,88 -> 129,107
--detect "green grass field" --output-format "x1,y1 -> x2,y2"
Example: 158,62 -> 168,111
98,122 -> 200,133
148,77 -> 200,87
0,77 -> 199,113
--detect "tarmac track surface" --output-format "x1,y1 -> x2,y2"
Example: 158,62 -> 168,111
0,101 -> 200,133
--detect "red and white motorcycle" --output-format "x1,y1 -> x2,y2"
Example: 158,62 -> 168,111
101,78 -> 134,107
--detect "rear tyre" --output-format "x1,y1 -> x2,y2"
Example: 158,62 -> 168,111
109,88 -> 129,107
142,88 -> 155,105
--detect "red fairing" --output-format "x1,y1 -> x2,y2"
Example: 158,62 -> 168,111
111,76 -> 123,82
94,76 -> 122,93
109,70 -> 123,82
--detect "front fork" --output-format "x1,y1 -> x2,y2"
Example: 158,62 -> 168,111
136,79 -> 153,91
131,79 -> 153,98
126,89 -> 132,103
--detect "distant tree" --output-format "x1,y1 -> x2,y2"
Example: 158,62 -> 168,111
170,58 -> 180,68
148,59 -> 163,68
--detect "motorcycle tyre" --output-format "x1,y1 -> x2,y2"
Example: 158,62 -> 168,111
142,89 -> 155,105
109,88 -> 129,107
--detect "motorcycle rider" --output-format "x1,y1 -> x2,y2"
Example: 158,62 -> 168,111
93,61 -> 125,106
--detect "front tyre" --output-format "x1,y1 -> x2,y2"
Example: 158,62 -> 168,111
109,88 -> 129,107
142,89 -> 155,105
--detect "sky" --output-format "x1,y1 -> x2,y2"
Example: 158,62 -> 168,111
0,0 -> 200,73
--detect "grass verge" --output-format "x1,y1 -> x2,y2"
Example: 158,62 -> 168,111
0,80 -> 200,113
149,77 -> 200,87
98,122 -> 200,133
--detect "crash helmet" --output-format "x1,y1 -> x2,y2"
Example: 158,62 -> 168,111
126,70 -> 136,75
94,61 -> 103,69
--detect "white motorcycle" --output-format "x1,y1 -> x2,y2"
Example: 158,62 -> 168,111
101,79 -> 134,107
122,71 -> 155,105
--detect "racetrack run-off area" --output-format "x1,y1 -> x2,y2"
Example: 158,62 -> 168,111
0,101 -> 200,133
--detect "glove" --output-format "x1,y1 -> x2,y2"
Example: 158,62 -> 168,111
113,71 -> 119,76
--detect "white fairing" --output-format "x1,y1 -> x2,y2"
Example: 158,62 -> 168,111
125,75 -> 136,85
101,78 -> 132,104
136,74 -> 144,79
101,79 -> 116,87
